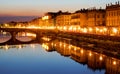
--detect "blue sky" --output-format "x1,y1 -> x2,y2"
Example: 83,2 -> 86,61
0,0 -> 119,16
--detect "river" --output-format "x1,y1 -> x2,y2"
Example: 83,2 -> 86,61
0,32 -> 119,74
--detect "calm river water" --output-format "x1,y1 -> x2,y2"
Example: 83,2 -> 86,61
0,32 -> 119,74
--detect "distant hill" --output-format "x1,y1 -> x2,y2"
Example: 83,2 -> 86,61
0,16 -> 38,24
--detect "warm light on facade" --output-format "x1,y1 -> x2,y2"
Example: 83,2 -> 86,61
96,27 -> 99,31
74,47 -> 77,51
100,29 -> 103,33
83,28 -> 87,33
60,42 -> 62,46
69,26 -> 73,31
89,52 -> 92,56
64,44 -> 66,47
112,28 -> 118,34
68,45 -> 71,49
42,16 -> 49,20
89,27 -> 93,32
103,27 -> 107,32
99,56 -> 103,61
81,49 -> 83,54
113,61 -> 116,65
63,26 -> 67,31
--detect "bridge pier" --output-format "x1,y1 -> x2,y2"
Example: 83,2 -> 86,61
10,32 -> 17,43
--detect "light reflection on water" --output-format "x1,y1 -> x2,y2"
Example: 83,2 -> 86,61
0,31 -> 11,43
0,31 -> 36,43
0,37 -> 119,74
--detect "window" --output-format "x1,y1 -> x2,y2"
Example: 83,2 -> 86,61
97,15 -> 100,18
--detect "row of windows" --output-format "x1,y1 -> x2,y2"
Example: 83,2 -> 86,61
71,15 -> 80,19
88,15 -> 105,18
71,22 -> 80,25
107,11 -> 120,16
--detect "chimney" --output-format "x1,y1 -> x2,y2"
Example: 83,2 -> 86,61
118,1 -> 120,5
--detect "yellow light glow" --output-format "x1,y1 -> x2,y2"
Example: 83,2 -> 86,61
4,45 -> 9,50
89,52 -> 92,56
89,27 -> 93,32
81,49 -> 83,54
74,47 -> 77,51
112,28 -> 118,33
42,37 -> 51,41
41,43 -> 49,50
63,26 -> 67,31
30,44 -> 35,48
51,42 -> 53,46
54,44 -> 56,46
83,28 -> 87,33
68,46 -> 71,49
42,16 -> 49,20
96,27 -> 99,31
64,44 -> 66,47
100,29 -> 103,33
113,61 -> 116,65
103,28 -> 107,31
78,27 -> 81,30
60,42 -> 62,46
69,26 -> 73,31
18,45 -> 22,49
99,56 -> 103,61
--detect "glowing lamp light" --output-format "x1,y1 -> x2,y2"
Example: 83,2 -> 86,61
74,47 -> 77,51
96,27 -> 99,31
103,28 -> 107,32
100,29 -> 103,33
78,27 -> 81,30
89,52 -> 92,56
69,26 -> 73,31
73,27 -> 77,31
89,27 -> 93,32
42,16 -> 49,20
112,28 -> 118,34
81,49 -> 84,54
83,28 -> 87,33
113,61 -> 116,65
63,26 -> 67,31
64,44 -> 66,47
99,56 -> 103,61
68,46 -> 71,49
60,42 -> 62,46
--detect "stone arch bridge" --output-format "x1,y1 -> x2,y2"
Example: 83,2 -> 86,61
0,28 -> 55,45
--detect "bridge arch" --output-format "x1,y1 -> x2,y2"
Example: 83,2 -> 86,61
0,28 -> 44,44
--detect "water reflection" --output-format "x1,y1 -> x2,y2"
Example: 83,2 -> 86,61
0,37 -> 120,74
0,31 -> 11,43
16,32 -> 36,42
0,44 -> 26,50
41,39 -> 120,74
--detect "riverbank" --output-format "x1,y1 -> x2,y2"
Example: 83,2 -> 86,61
44,31 -> 120,59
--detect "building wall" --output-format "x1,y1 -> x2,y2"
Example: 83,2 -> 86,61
106,4 -> 120,27
71,12 -> 87,27
87,9 -> 105,27
56,14 -> 71,26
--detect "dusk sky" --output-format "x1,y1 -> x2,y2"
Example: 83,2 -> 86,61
0,0 -> 119,17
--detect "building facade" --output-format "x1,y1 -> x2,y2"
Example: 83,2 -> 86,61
71,9 -> 87,27
106,2 -> 120,26
56,12 -> 71,26
87,8 -> 106,27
